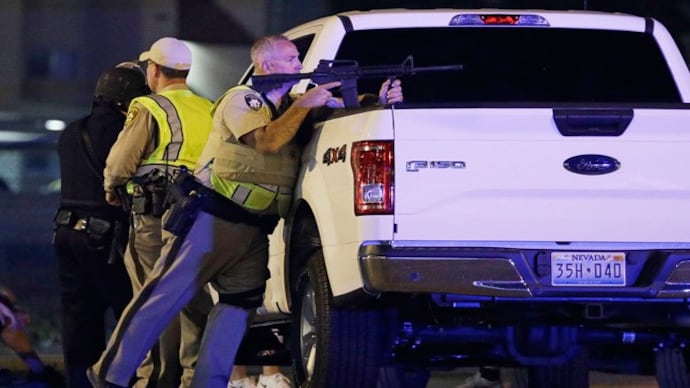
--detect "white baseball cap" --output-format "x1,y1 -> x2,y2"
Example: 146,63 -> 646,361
139,37 -> 192,71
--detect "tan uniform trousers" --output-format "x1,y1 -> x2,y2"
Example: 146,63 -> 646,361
124,213 -> 212,387
93,210 -> 270,388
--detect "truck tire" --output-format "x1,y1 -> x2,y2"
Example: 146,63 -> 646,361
527,347 -> 589,388
291,250 -> 387,387
656,346 -> 690,388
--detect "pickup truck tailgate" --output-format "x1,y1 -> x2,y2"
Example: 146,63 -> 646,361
392,107 -> 690,243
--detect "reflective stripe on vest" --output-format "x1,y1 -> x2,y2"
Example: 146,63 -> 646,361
132,90 -> 212,177
211,141 -> 299,188
210,172 -> 292,217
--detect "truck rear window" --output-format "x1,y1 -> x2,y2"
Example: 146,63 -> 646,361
336,28 -> 681,104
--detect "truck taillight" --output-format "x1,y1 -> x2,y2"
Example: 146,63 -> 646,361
351,141 -> 394,215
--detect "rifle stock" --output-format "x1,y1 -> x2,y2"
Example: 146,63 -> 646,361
251,55 -> 463,108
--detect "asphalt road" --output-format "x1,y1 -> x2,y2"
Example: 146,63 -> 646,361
0,353 -> 661,388
429,368 -> 659,388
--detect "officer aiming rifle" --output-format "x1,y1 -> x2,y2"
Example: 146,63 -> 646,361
251,55 -> 463,108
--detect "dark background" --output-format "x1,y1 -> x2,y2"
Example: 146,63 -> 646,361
1,0 -> 689,118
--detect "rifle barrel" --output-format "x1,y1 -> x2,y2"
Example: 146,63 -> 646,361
412,64 -> 464,73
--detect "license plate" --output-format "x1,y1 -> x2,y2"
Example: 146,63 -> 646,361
551,251 -> 626,286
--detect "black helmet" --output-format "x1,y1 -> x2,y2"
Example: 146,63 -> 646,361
94,67 -> 149,104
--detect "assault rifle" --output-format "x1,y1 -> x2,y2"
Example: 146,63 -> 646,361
251,55 -> 463,108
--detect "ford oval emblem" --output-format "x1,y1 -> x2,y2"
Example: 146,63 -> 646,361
563,154 -> 620,175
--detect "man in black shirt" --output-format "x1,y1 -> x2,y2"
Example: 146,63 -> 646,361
53,65 -> 149,388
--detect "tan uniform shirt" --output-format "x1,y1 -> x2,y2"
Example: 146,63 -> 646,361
195,88 -> 295,186
103,84 -> 189,194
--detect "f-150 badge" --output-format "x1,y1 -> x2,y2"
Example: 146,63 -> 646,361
563,154 -> 620,175
406,161 -> 466,172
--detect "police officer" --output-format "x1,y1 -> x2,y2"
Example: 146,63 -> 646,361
101,37 -> 214,388
53,65 -> 149,388
87,34 -> 403,388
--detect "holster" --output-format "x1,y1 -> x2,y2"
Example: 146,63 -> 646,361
114,186 -> 132,214
131,175 -> 169,218
86,217 -> 111,240
54,209 -> 114,242
168,172 -> 280,235
55,209 -> 73,227
163,192 -> 201,236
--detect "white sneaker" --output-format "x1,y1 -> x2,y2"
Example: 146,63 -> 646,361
257,372 -> 292,388
228,376 -> 258,388
456,371 -> 503,388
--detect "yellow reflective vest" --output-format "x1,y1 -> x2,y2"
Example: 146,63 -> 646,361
133,89 -> 213,176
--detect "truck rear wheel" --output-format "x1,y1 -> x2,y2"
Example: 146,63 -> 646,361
655,346 -> 690,388
291,250 -> 387,387
527,347 -> 589,388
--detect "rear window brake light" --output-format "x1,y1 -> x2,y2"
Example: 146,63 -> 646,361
449,14 -> 550,26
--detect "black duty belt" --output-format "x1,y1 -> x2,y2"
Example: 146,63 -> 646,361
54,209 -> 113,235
169,174 -> 279,234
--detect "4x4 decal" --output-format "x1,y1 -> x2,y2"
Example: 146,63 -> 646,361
323,144 -> 347,165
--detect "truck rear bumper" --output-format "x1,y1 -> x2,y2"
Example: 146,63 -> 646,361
361,254 -> 531,297
358,241 -> 690,298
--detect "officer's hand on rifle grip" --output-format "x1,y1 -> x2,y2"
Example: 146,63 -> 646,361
379,78 -> 403,105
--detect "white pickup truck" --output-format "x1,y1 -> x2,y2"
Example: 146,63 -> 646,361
234,8 -> 690,388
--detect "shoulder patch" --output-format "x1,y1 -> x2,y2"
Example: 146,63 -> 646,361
124,107 -> 139,127
244,94 -> 263,111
